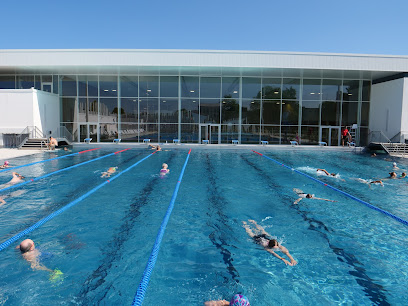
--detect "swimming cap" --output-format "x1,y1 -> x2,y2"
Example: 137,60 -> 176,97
230,294 -> 250,306
4,161 -> 9,165
393,162 -> 397,166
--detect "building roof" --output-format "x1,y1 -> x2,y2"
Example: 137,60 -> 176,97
1,49 -> 407,79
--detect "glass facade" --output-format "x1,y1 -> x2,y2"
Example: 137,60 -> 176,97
0,74 -> 371,145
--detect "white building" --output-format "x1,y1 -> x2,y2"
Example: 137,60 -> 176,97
1,49 -> 408,146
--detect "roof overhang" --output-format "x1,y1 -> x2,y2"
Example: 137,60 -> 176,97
1,49 -> 407,79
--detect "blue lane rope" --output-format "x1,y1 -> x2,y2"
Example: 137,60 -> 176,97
0,151 -> 157,252
0,148 -> 101,174
0,148 -> 131,194
252,150 -> 408,227
132,148 -> 192,306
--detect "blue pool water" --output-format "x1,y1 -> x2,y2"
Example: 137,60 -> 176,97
0,146 -> 408,305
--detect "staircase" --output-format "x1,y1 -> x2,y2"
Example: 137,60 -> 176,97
380,143 -> 408,157
20,138 -> 48,150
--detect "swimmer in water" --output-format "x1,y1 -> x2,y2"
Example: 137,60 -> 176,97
371,153 -> 377,157
400,172 -> 406,179
387,172 -> 397,179
242,219 -> 297,266
8,172 -> 25,184
205,294 -> 250,306
369,180 -> 384,187
160,163 -> 170,175
101,167 -> 118,178
316,169 -> 345,181
17,239 -> 53,272
0,161 -> 10,169
293,188 -> 336,204
392,162 -> 399,170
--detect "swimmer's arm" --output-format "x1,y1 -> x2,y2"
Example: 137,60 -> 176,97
294,198 -> 302,205
313,197 -> 336,202
318,169 -> 329,176
30,260 -> 53,272
266,248 -> 291,265
279,245 -> 298,266
0,198 -> 5,205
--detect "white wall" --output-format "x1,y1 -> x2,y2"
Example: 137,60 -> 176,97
0,89 -> 59,146
401,78 -> 408,138
370,78 -> 404,140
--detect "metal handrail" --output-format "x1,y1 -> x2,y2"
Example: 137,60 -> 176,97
15,126 -> 46,148
368,130 -> 391,144
52,126 -> 74,143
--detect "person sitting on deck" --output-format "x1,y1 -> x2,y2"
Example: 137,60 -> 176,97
48,137 -> 58,150
242,219 -> 297,266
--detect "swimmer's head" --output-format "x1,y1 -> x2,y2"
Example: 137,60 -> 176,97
393,162 -> 397,167
230,294 -> 250,306
19,239 -> 34,253
331,173 -> 336,177
402,172 -> 406,178
306,194 -> 313,198
162,163 -> 168,169
389,172 -> 397,177
4,161 -> 9,165
268,239 -> 278,248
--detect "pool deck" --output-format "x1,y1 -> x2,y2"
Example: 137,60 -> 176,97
0,148 -> 42,160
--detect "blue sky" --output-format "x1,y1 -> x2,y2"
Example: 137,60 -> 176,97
1,0 -> 407,55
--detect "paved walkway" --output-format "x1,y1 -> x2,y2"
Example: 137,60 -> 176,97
0,148 -> 41,160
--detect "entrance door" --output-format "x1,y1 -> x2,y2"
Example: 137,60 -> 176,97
200,124 -> 220,144
79,124 -> 98,142
42,82 -> 53,93
320,126 -> 340,146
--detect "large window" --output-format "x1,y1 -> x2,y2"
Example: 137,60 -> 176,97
201,77 -> 221,98
200,99 -> 220,123
0,72 -> 372,145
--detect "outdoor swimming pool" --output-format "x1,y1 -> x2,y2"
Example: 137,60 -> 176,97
0,145 -> 407,305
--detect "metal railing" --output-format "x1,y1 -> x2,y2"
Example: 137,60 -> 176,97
52,126 -> 74,143
2,126 -> 46,148
368,130 -> 391,144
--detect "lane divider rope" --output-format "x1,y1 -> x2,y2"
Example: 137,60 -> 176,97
0,151 -> 157,252
132,148 -> 192,306
251,150 -> 408,226
0,148 -> 101,173
0,149 -> 131,194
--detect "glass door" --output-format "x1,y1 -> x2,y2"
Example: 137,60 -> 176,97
320,126 -> 340,146
79,124 -> 99,142
210,124 -> 220,144
200,124 -> 221,144
79,124 -> 88,142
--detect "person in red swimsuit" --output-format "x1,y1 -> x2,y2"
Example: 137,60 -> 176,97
341,128 -> 351,146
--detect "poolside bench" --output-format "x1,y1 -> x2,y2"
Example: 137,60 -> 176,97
173,139 -> 180,144
143,139 -> 151,144
84,138 -> 92,144
318,141 -> 327,146
261,140 -> 268,145
113,138 -> 121,144
232,140 -> 239,145
290,141 -> 299,146
202,140 -> 209,144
